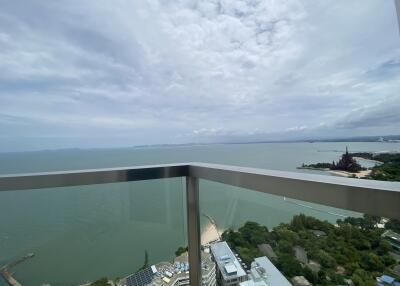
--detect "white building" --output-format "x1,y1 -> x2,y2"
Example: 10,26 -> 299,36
240,257 -> 292,286
210,241 -> 247,286
121,252 -> 216,286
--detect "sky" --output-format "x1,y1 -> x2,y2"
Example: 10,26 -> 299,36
0,0 -> 399,152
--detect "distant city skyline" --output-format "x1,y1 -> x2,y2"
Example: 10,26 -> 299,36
1,0 -> 400,152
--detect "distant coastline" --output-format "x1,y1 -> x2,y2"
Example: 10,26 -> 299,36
299,151 -> 400,181
297,166 -> 373,179
133,134 -> 400,148
2,134 -> 400,154
328,169 -> 372,178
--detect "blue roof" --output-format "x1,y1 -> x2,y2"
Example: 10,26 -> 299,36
393,282 -> 400,286
381,275 -> 395,284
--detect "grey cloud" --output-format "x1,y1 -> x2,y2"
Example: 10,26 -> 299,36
365,57 -> 400,81
0,0 -> 399,151
334,99 -> 400,130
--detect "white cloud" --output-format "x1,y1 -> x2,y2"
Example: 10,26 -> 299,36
0,0 -> 399,151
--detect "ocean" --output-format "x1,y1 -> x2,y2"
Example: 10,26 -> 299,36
0,142 -> 399,285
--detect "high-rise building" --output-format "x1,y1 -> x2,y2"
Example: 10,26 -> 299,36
210,241 -> 247,286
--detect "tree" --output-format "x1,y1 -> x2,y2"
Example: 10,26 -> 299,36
385,219 -> 400,233
360,252 -> 385,272
376,240 -> 392,255
237,246 -> 260,266
329,271 -> 345,285
291,214 -> 306,231
277,240 -> 294,255
303,267 -> 318,285
351,269 -> 376,286
175,246 -> 188,256
274,227 -> 298,245
317,270 -> 328,285
381,254 -> 396,267
276,254 -> 303,278
222,215 -> 396,285
317,250 -> 336,268
238,221 -> 269,245
90,278 -> 110,286
222,229 -> 248,248
363,215 -> 381,228
352,238 -> 371,251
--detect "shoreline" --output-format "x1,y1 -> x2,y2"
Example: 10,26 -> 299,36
298,166 -> 371,178
297,166 -> 329,171
328,169 -> 371,178
201,223 -> 221,245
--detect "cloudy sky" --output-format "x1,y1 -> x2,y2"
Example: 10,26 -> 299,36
0,0 -> 399,151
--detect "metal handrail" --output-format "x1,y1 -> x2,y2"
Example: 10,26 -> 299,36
0,163 -> 189,191
0,162 -> 399,286
1,162 -> 399,218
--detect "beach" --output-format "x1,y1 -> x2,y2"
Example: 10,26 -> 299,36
328,169 -> 372,178
201,223 -> 220,245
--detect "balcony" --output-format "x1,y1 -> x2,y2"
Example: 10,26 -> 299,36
0,163 -> 399,286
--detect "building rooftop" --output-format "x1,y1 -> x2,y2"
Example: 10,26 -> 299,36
121,251 -> 215,286
292,276 -> 311,286
224,263 -> 237,274
306,260 -> 321,273
240,256 -> 292,286
311,230 -> 326,237
257,244 -> 277,259
125,268 -> 155,286
294,246 -> 308,264
210,241 -> 246,281
383,230 -> 400,243
379,274 -> 395,284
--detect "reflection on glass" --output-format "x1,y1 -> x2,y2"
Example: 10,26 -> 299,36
200,180 -> 400,286
0,178 -> 185,286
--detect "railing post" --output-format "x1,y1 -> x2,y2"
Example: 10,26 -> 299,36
396,0 -> 400,34
186,176 -> 202,286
